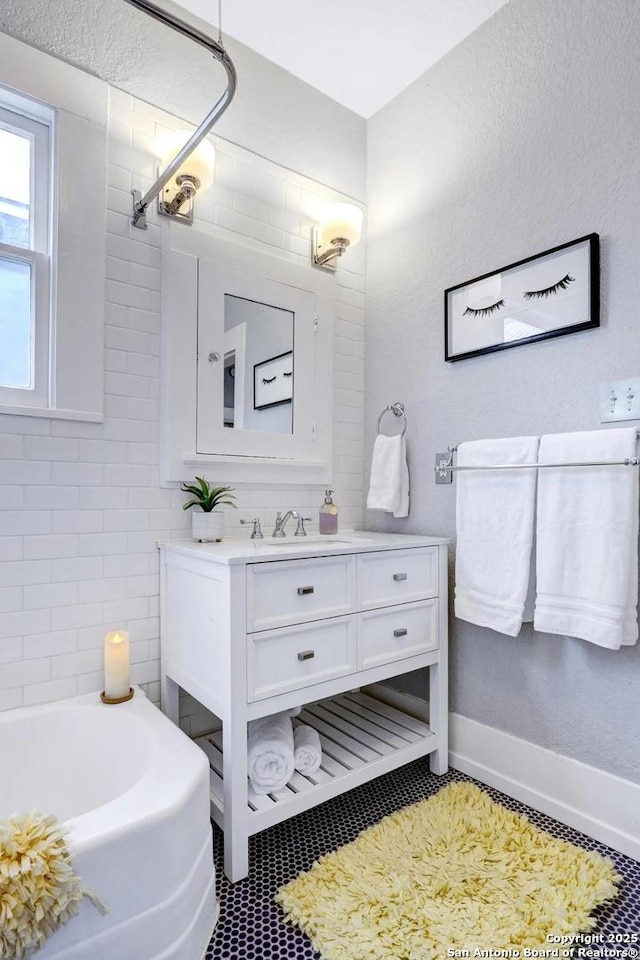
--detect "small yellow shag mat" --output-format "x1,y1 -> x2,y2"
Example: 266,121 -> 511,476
276,782 -> 620,960
0,811 -> 105,960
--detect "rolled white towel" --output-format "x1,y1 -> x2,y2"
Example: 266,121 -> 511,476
247,713 -> 294,795
286,705 -> 301,717
293,724 -> 322,776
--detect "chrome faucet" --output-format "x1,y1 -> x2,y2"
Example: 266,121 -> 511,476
272,511 -> 313,537
271,510 -> 299,537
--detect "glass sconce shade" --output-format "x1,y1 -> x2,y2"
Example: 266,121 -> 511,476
318,202 -> 363,247
157,130 -> 215,192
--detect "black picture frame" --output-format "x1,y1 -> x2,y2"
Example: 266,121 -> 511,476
253,350 -> 293,410
444,233 -> 600,362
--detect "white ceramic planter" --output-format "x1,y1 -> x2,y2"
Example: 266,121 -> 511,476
192,510 -> 224,542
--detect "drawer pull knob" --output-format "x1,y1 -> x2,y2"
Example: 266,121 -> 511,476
393,628 -> 408,638
297,585 -> 315,595
297,649 -> 315,661
393,573 -> 408,581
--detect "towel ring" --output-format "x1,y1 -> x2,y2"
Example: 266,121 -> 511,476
377,402 -> 407,437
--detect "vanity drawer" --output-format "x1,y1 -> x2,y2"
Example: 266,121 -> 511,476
247,616 -> 357,701
358,600 -> 438,670
358,547 -> 438,611
247,555 -> 356,632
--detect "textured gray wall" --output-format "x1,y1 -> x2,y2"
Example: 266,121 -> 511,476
0,0 -> 366,200
366,0 -> 640,782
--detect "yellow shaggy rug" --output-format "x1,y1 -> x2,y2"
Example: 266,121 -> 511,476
0,812 -> 105,960
277,782 -> 619,960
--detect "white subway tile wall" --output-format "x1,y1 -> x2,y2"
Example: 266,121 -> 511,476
0,85 -> 365,731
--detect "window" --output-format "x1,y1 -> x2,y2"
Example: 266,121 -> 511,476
0,31 -> 107,422
0,94 -> 53,408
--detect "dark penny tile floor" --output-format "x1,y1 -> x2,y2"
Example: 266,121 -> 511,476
205,762 -> 640,959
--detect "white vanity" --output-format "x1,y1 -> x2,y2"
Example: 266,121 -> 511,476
159,531 -> 449,882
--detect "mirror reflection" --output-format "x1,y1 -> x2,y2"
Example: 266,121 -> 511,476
223,294 -> 294,434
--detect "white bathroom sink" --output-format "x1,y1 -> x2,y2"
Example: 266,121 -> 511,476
262,536 -> 373,547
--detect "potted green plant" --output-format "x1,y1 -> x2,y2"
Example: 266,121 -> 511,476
181,477 -> 237,542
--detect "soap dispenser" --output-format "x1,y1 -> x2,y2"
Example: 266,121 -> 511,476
319,489 -> 338,535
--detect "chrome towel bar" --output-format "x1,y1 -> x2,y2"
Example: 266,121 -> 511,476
435,432 -> 640,483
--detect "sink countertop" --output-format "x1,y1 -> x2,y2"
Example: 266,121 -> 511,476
157,530 -> 449,565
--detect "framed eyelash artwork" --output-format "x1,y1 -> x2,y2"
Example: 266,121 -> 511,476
444,233 -> 599,362
253,350 -> 294,410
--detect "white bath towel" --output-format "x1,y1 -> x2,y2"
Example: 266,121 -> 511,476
455,436 -> 539,637
247,713 -> 295,795
366,434 -> 410,518
293,724 -> 322,775
534,428 -> 639,649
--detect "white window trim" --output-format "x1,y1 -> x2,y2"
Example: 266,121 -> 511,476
0,32 -> 107,422
0,101 -> 52,409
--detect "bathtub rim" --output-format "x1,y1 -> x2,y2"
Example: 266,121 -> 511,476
0,686 -> 211,854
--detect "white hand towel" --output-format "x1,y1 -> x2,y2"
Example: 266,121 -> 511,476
396,438 -> 410,518
367,434 -> 410,518
534,428 -> 639,649
455,436 -> 539,637
293,724 -> 322,775
247,713 -> 294,795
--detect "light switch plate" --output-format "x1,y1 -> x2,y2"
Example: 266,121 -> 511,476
599,377 -> 640,422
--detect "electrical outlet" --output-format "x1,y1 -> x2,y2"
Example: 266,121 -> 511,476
599,377 -> 640,422
435,453 -> 453,484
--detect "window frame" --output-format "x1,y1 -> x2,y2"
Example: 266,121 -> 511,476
0,31 -> 107,423
0,99 -> 53,408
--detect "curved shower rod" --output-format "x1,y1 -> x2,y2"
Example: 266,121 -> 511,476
123,0 -> 237,228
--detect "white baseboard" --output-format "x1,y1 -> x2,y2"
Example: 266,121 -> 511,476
365,683 -> 640,862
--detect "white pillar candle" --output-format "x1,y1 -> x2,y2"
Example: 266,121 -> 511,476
104,630 -> 130,699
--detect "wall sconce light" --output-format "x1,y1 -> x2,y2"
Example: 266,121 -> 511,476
125,0 -> 237,231
155,130 -> 215,226
312,202 -> 363,270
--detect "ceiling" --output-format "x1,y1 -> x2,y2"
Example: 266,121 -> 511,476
174,0 -> 510,118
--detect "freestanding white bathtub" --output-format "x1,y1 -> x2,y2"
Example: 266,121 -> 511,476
0,687 -> 217,960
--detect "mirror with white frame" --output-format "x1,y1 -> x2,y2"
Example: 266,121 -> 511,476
162,238 -> 333,485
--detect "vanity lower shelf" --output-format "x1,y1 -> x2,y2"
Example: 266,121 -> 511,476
195,690 -> 437,836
